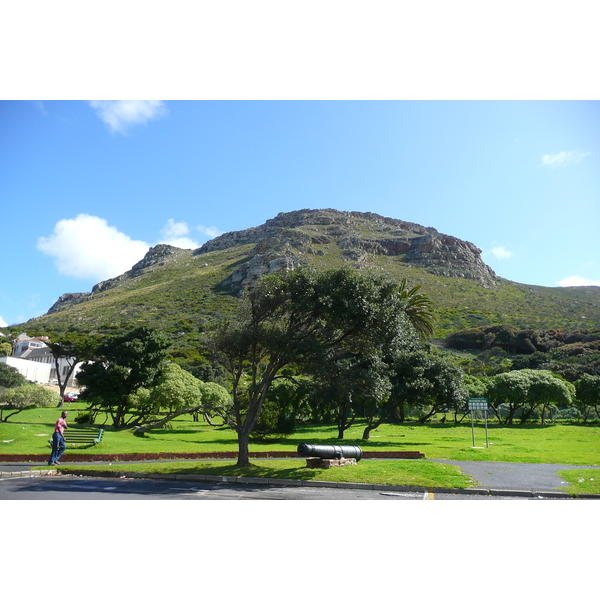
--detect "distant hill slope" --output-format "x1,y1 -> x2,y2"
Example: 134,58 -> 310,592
15,209 -> 600,347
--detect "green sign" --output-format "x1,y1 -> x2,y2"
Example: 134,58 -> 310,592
468,398 -> 488,411
467,398 -> 489,448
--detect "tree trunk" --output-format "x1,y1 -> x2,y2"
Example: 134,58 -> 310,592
505,404 -> 516,426
232,366 -> 278,468
398,401 -> 406,423
54,356 -> 77,409
113,405 -> 125,429
362,416 -> 385,440
362,425 -> 374,440
237,430 -> 251,467
519,404 -> 536,425
337,413 -> 355,439
336,394 -> 354,439
418,407 -> 437,423
454,411 -> 469,423
489,403 -> 503,424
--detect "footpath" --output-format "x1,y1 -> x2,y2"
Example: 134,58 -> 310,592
2,457 -> 600,498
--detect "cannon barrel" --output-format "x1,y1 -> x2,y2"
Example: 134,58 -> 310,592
297,443 -> 362,461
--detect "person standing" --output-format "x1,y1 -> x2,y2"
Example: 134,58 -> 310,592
48,411 -> 68,466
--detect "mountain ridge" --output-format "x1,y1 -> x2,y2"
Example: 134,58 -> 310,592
14,209 -> 600,341
194,208 -> 499,294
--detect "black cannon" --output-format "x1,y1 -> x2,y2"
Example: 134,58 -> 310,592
297,443 -> 362,462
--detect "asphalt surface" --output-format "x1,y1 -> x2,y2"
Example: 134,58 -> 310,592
0,474 -> 571,500
432,459 -> 600,493
2,458 -> 600,498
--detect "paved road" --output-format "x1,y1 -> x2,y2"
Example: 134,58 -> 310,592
2,459 -> 599,499
0,474 -> 572,500
432,459 -> 600,492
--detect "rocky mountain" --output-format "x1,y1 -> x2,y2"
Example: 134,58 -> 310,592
47,209 -> 499,315
47,244 -> 194,314
194,209 -> 499,293
20,209 -> 600,343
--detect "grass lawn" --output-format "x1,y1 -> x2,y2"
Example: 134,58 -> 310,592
3,405 -> 600,490
556,469 -> 600,495
52,458 -> 476,489
2,404 -> 599,464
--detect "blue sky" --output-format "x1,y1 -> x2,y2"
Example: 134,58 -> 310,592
1,100 -> 598,328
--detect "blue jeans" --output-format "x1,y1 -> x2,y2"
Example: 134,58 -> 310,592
49,432 -> 66,465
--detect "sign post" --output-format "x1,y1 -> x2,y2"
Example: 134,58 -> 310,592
467,398 -> 489,448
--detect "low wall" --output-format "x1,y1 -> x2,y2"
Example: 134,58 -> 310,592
0,450 -> 425,462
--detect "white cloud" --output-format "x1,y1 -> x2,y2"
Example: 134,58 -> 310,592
541,150 -> 590,168
89,100 -> 167,134
159,219 -> 200,249
197,224 -> 223,238
558,275 -> 600,287
0,316 -> 8,327
37,214 -> 150,281
32,101 -> 48,116
491,246 -> 513,259
158,220 -> 223,249
37,215 -> 224,282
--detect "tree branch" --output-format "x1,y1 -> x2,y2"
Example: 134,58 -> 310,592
133,406 -> 204,436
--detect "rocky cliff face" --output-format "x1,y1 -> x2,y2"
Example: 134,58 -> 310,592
92,245 -> 192,293
46,245 -> 192,314
195,208 -> 498,293
46,209 -> 498,314
403,233 -> 497,282
46,292 -> 93,314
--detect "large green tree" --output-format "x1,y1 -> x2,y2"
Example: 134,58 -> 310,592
131,363 -> 232,435
574,374 -> 600,422
486,369 -> 530,424
487,369 -> 573,424
388,348 -> 467,423
524,371 -> 574,424
146,362 -> 204,413
296,277 -> 435,440
209,267 -> 434,467
0,362 -> 27,388
307,350 -> 394,440
0,384 -> 60,421
45,334 -> 99,407
76,326 -> 171,429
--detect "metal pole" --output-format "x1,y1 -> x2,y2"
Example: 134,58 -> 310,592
471,410 -> 475,447
484,410 -> 489,448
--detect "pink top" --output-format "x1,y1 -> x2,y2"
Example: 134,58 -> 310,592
54,417 -> 68,435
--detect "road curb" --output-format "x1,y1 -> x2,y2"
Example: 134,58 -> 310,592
0,469 -> 52,479
13,468 -> 599,498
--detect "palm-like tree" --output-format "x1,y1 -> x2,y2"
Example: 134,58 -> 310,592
398,278 -> 436,339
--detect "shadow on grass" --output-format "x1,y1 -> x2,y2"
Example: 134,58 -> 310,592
251,436 -> 431,448
172,438 -> 239,446
189,463 -> 314,480
146,427 -> 222,437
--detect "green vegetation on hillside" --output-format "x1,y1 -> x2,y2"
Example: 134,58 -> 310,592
6,211 -> 599,354
445,324 -> 600,383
